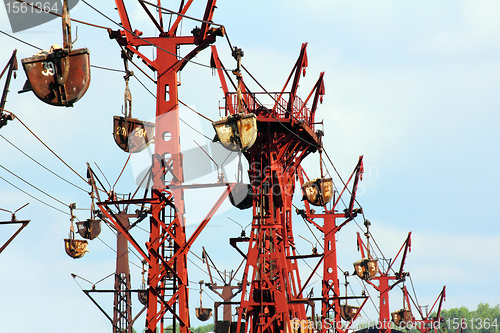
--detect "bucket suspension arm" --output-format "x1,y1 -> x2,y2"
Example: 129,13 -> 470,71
274,43 -> 308,116
301,71 -> 325,124
211,45 -> 254,116
332,155 -> 364,214
0,50 -> 17,129
425,286 -> 446,321
346,155 -> 364,218
386,232 -> 412,278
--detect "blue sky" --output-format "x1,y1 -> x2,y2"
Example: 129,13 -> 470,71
1,1 -> 500,332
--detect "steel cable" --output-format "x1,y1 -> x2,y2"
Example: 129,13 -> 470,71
0,174 -> 69,215
0,134 -> 88,193
0,164 -> 70,208
81,0 -> 231,72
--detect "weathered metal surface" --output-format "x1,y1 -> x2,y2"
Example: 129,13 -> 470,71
301,178 -> 333,206
353,258 -> 378,281
391,309 -> 413,326
113,116 -> 154,153
340,305 -> 359,321
228,183 -> 253,210
195,308 -> 212,321
138,290 -> 148,306
64,238 -> 88,259
21,47 -> 90,107
212,113 -> 257,152
76,219 -> 101,240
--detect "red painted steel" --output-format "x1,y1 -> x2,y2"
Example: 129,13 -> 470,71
357,231 -> 412,333
211,42 -> 365,333
297,157 -> 366,333
97,2 -> 224,333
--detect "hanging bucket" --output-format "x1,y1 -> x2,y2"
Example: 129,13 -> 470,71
20,47 -> 90,107
113,116 -> 155,153
76,219 -> 101,240
353,258 -> 378,281
301,178 -> 333,206
229,183 -> 253,210
195,307 -> 212,321
64,238 -> 89,259
138,290 -> 148,306
340,304 -> 359,321
212,113 -> 257,152
391,309 -> 413,326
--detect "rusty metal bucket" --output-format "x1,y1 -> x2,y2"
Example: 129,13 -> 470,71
301,178 -> 333,206
113,116 -> 155,153
340,304 -> 359,321
138,290 -> 148,306
195,307 -> 212,321
76,219 -> 101,240
391,309 -> 413,326
229,183 -> 253,210
20,47 -> 90,107
64,238 -> 89,259
212,113 -> 257,152
353,258 -> 378,281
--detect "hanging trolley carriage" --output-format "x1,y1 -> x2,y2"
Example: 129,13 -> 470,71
113,116 -> 155,153
64,238 -> 88,259
21,48 -> 90,106
228,183 -> 253,210
353,258 -> 378,281
212,113 -> 257,152
138,260 -> 148,305
340,304 -> 360,322
64,204 -> 89,259
20,0 -> 90,107
195,281 -> 212,321
301,178 -> 333,206
391,309 -> 413,326
75,219 -> 101,240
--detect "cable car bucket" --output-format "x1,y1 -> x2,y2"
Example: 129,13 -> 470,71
301,178 -> 333,206
340,272 -> 360,322
300,132 -> 334,206
113,116 -> 154,153
212,113 -> 257,153
138,260 -> 148,305
20,0 -> 90,107
353,258 -> 378,281
353,220 -> 378,280
64,204 -> 89,259
75,193 -> 101,240
391,309 -> 413,326
113,55 -> 154,153
75,219 -> 101,240
212,47 -> 257,153
195,281 -> 212,321
340,305 -> 359,322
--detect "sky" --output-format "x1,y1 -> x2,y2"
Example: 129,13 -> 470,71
1,1 -> 500,332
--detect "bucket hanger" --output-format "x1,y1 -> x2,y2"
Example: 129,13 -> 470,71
122,51 -> 133,120
68,203 -> 76,240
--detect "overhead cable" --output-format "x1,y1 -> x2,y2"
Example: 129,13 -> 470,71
0,134 -> 88,193
0,174 -> 69,215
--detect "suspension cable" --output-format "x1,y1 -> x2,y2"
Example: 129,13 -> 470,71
0,175 -> 69,215
16,0 -> 111,30
0,164 -> 70,208
0,29 -> 127,73
81,0 -> 230,72
6,112 -> 89,186
0,135 -> 88,193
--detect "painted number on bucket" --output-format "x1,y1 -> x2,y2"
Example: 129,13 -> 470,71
42,62 -> 54,76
